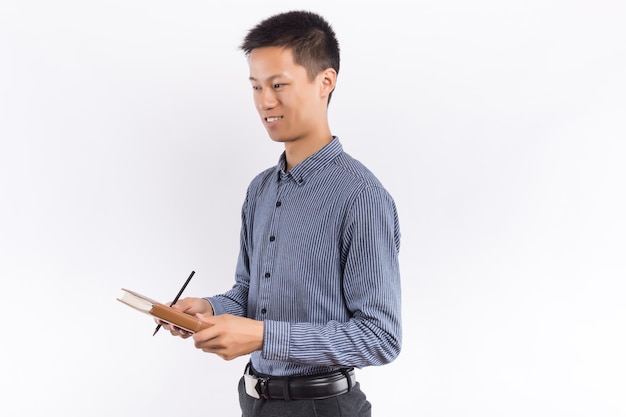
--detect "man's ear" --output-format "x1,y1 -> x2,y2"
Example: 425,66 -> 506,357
319,68 -> 337,99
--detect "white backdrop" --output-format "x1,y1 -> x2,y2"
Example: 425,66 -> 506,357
1,1 -> 625,416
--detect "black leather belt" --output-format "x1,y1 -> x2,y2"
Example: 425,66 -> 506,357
244,363 -> 356,400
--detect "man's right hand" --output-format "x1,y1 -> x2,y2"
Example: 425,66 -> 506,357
156,297 -> 214,339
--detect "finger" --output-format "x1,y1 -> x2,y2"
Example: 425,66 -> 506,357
164,323 -> 189,338
174,327 -> 191,337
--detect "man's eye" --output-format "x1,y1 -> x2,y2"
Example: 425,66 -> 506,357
273,83 -> 283,89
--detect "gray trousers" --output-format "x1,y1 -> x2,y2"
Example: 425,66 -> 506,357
238,376 -> 372,417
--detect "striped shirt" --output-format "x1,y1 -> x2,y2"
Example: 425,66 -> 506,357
207,137 -> 401,377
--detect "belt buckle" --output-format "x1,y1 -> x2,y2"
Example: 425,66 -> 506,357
255,376 -> 270,399
244,373 -> 270,400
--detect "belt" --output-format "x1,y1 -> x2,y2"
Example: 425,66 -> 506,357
243,363 -> 356,400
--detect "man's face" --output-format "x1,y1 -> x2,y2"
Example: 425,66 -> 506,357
248,46 -> 326,144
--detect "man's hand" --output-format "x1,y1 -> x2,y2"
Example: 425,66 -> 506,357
192,314 -> 264,361
157,297 -> 214,339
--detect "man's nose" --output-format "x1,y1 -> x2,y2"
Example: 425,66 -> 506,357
258,88 -> 278,110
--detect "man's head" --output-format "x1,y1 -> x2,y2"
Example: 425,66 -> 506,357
242,11 -> 340,146
240,10 -> 340,102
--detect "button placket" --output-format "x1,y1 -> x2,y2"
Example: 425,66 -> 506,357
258,180 -> 285,317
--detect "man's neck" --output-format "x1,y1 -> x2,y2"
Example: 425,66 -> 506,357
283,132 -> 333,172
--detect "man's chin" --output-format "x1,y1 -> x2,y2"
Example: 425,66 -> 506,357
267,133 -> 289,143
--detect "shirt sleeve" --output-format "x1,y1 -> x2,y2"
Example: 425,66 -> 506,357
205,191 -> 252,317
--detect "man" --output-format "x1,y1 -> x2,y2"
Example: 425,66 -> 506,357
161,10 -> 401,417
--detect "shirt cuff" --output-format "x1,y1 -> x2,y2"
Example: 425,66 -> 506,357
262,320 -> 290,361
203,297 -> 224,316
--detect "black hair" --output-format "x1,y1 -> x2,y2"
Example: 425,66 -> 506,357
240,10 -> 340,101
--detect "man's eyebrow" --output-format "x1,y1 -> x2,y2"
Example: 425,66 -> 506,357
249,74 -> 285,82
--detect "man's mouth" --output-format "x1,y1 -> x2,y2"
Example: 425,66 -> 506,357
265,116 -> 283,122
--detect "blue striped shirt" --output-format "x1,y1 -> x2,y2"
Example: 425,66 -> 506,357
207,137 -> 401,377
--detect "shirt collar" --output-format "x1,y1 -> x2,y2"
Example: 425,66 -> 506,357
276,137 -> 343,185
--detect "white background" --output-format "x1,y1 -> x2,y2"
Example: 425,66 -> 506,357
1,1 -> 625,416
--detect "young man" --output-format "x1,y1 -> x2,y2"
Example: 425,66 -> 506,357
161,10 -> 401,417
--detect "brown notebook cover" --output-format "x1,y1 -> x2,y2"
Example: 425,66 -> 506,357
117,288 -> 211,333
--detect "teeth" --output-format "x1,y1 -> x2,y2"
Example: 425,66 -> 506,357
266,116 -> 282,122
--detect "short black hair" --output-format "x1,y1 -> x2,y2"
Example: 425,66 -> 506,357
240,10 -> 340,82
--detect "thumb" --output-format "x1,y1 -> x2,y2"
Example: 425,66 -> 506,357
196,312 -> 216,324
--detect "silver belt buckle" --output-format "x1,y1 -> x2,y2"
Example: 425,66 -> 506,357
244,373 -> 260,399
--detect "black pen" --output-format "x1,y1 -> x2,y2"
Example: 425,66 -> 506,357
153,270 -> 196,336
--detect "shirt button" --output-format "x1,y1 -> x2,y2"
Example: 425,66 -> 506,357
276,201 -> 282,207
264,272 -> 270,278
269,235 -> 275,242
261,308 -> 267,314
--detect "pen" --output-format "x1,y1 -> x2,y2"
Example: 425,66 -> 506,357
153,270 -> 196,336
